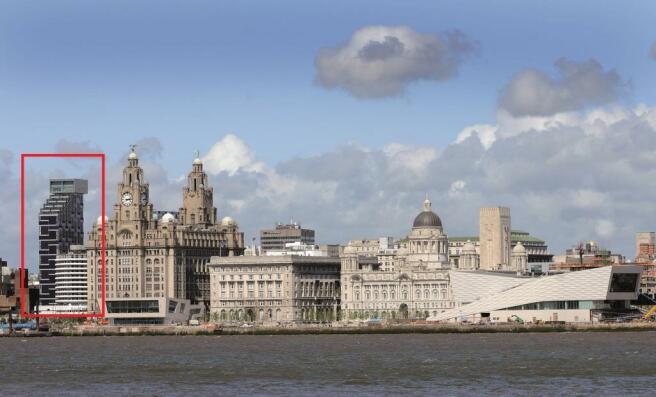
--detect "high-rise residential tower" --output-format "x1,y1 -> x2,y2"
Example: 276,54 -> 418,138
479,207 -> 511,271
38,179 -> 88,307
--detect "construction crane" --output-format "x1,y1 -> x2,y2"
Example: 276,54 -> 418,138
643,305 -> 656,320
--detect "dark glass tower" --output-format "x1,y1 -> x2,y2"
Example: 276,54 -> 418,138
38,179 -> 88,307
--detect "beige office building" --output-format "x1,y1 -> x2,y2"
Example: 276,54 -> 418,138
209,255 -> 340,323
86,148 -> 244,313
260,222 -> 315,253
479,207 -> 511,271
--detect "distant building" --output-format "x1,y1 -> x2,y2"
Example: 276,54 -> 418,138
209,255 -> 341,323
635,232 -> 656,262
260,222 -> 315,253
265,242 -> 340,257
38,179 -> 88,307
449,230 -> 552,271
479,207 -> 512,271
550,241 -> 624,272
1,260 -> 32,320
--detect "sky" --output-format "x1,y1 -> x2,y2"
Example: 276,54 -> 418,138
1,1 -> 656,270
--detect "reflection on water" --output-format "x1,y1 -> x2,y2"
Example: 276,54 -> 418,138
1,332 -> 655,396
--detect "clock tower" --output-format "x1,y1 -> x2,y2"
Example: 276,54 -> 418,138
114,145 -> 153,228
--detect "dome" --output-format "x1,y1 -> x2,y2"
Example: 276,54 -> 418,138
462,240 -> 476,253
96,215 -> 109,225
161,213 -> 176,223
128,151 -> 137,160
193,157 -> 202,165
221,216 -> 235,226
412,197 -> 442,229
513,242 -> 526,254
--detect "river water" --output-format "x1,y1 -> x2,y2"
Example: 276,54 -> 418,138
1,332 -> 655,396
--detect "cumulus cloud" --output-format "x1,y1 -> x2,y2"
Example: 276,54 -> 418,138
55,139 -> 102,154
455,124 -> 497,150
315,26 -> 477,98
499,58 -> 624,117
198,105 -> 656,259
202,134 -> 264,176
382,143 -> 438,174
4,103 -> 656,268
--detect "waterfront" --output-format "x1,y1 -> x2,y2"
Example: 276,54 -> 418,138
1,332 -> 655,396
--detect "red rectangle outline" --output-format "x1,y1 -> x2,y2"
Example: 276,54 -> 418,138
20,153 -> 106,319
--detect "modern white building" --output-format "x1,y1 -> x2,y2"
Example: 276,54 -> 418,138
104,297 -> 204,326
429,265 -> 642,324
39,245 -> 88,314
54,245 -> 88,311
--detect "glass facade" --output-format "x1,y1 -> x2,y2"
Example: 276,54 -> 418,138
609,273 -> 638,293
106,300 -> 160,313
503,300 -> 608,311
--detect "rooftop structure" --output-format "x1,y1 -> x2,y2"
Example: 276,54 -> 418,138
259,221 -> 315,253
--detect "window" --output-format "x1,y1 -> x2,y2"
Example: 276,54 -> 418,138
609,273 -> 638,293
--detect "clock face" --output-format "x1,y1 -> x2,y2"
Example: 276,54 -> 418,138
121,192 -> 133,207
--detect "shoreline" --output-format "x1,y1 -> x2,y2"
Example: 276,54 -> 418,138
4,322 -> 656,337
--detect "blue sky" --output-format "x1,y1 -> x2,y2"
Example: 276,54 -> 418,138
2,1 -> 654,167
2,1 -> 656,268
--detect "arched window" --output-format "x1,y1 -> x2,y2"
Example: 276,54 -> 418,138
424,289 -> 429,299
441,290 -> 447,299
415,290 -> 420,299
365,291 -> 371,300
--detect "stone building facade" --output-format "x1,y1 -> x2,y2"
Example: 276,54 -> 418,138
86,148 -> 244,313
208,255 -> 340,323
479,207 -> 511,270
340,198 -> 454,320
449,229 -> 551,270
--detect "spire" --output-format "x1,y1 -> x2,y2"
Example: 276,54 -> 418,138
128,144 -> 138,161
193,149 -> 201,164
423,196 -> 432,212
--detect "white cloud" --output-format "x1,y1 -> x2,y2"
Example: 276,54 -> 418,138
382,143 -> 438,174
456,124 -> 497,149
202,134 -> 264,176
5,102 -> 656,269
315,26 -> 476,98
499,58 -> 624,117
449,180 -> 466,198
